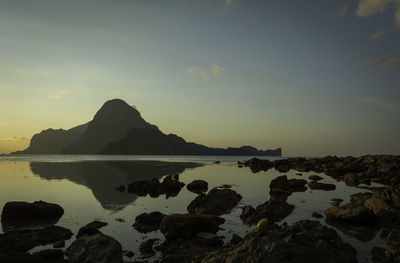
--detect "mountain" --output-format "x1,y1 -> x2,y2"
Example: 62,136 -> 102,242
13,98 -> 281,156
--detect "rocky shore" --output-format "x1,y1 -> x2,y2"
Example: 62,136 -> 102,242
1,155 -> 399,263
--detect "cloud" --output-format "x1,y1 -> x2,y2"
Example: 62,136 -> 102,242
186,66 -> 198,73
0,136 -> 29,142
356,0 -> 400,26
49,90 -> 74,99
359,97 -> 400,112
338,4 -> 349,16
362,57 -> 400,67
225,0 -> 232,6
370,29 -> 388,39
213,65 -> 224,75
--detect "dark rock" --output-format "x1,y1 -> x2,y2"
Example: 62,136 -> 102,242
139,238 -> 159,257
127,176 -> 185,198
296,173 -> 302,176
331,198 -> 344,206
214,161 -> 221,164
307,181 -> 336,191
269,175 -> 307,199
308,175 -> 323,181
0,225 -> 73,253
325,202 -> 376,224
240,199 -> 294,225
196,232 -> 223,246
0,252 -> 42,263
124,250 -> 135,258
115,218 -> 125,222
187,180 -> 208,194
312,212 -> 323,218
66,232 -> 123,263
52,240 -> 65,248
32,249 -> 64,261
201,220 -> 357,263
76,220 -> 108,238
1,201 -> 64,225
115,185 -> 125,192
160,214 -> 225,241
326,219 -> 377,242
344,173 -> 360,186
133,211 -> 166,233
371,247 -> 400,263
229,234 -> 243,245
187,188 -> 242,215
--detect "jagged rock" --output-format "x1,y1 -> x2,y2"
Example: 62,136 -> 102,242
201,220 -> 357,263
308,175 -> 323,181
307,181 -> 336,191
344,173 -> 359,186
240,199 -> 294,225
66,232 -> 123,263
196,233 -> 223,246
124,250 -> 135,258
139,238 -> 159,257
229,234 -> 243,245
326,219 -> 377,241
127,176 -> 185,198
187,188 -> 242,215
331,198 -> 344,206
160,214 -> 225,241
269,175 -> 307,199
1,201 -> 64,225
76,220 -> 108,238
133,211 -> 166,233
187,180 -> 208,194
312,212 -> 323,218
325,202 -> 376,224
0,225 -> 73,253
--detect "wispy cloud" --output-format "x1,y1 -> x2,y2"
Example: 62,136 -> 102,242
356,0 -> 400,26
0,136 -> 29,142
49,85 -> 87,99
362,57 -> 400,67
186,66 -> 198,73
213,65 -> 224,75
186,65 -> 224,80
359,97 -> 400,112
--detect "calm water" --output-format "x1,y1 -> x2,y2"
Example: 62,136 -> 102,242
0,155 -> 387,262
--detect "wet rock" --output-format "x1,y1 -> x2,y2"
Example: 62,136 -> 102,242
244,158 -> 274,173
371,247 -> 400,263
0,225 -> 73,253
187,188 -> 242,215
76,220 -> 108,238
133,211 -> 166,233
127,176 -> 185,198
308,175 -> 323,181
1,201 -> 64,225
331,198 -> 344,206
139,238 -> 159,257
196,232 -> 223,246
66,232 -> 123,263
0,252 -> 42,263
201,220 -> 357,263
187,180 -> 208,194
160,214 -> 225,241
325,202 -> 376,224
214,161 -> 221,164
307,181 -> 336,191
229,234 -> 243,245
52,240 -> 65,248
32,249 -> 64,262
312,212 -> 323,218
240,199 -> 294,225
269,175 -> 307,199
344,173 -> 360,186
115,218 -> 125,222
115,185 -> 125,192
326,219 -> 377,242
124,250 -> 135,258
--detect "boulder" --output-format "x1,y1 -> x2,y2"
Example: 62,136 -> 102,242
76,220 -> 108,238
331,198 -> 343,206
127,176 -> 185,198
0,225 -> 73,253
1,201 -> 64,224
32,249 -> 64,262
240,199 -> 294,225
308,175 -> 323,181
139,238 -> 159,257
187,188 -> 242,215
307,181 -> 336,191
269,176 -> 307,199
66,233 -> 123,263
160,214 -> 225,241
133,211 -> 166,233
312,212 -> 323,218
325,202 -> 376,224
196,232 -> 223,246
187,180 -> 208,194
344,173 -> 359,186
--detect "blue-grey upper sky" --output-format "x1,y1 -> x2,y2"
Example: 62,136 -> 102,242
0,0 -> 399,156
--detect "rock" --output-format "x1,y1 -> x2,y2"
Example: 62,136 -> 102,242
312,212 -> 323,218
139,238 -> 159,257
124,250 -> 135,258
240,199 -> 294,225
296,173 -> 302,176
32,249 -> 64,262
115,185 -> 125,192
344,173 -> 360,186
325,202 -> 376,224
307,181 -> 336,191
115,218 -> 125,222
0,225 -> 73,253
133,211 -> 166,233
127,176 -> 185,198
76,220 -> 108,238
160,214 -> 225,241
326,219 -> 377,242
0,252 -> 42,263
66,233 -> 123,263
187,180 -> 208,194
187,188 -> 242,215
214,161 -> 221,164
331,198 -> 344,206
1,201 -> 64,225
229,234 -> 243,245
201,220 -> 357,263
371,247 -> 400,263
269,176 -> 307,199
196,232 -> 223,246
308,175 -> 323,181
52,240 -> 65,248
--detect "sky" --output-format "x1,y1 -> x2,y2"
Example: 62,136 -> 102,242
0,0 -> 399,156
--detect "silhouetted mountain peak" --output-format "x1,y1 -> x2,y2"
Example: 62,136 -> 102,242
92,99 -> 144,127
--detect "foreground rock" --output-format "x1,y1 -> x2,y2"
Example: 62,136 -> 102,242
0,225 -> 73,253
127,175 -> 185,198
269,175 -> 307,199
240,199 -> 294,225
187,180 -> 208,194
187,188 -> 242,215
76,220 -> 108,238
160,214 -> 225,240
133,211 -> 166,233
66,232 -> 123,263
0,251 -> 66,263
139,238 -> 159,257
307,181 -> 336,191
201,220 -> 357,263
1,201 -> 64,225
325,202 -> 376,224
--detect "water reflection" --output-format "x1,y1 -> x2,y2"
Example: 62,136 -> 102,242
29,161 -> 202,210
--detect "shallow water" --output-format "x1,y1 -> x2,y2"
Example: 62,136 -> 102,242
0,155 -> 387,262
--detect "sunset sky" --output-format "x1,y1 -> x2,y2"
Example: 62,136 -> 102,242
0,0 -> 399,156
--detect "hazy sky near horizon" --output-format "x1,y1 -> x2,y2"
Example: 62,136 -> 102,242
0,0 -> 399,156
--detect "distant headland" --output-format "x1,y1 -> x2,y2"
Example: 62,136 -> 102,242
12,99 -> 281,156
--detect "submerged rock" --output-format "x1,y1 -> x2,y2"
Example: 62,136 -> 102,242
160,214 -> 225,241
307,181 -> 336,191
133,211 -> 166,233
66,232 -> 123,263
201,220 -> 357,263
187,188 -> 242,215
187,180 -> 208,194
1,201 -> 64,225
0,225 -> 73,253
